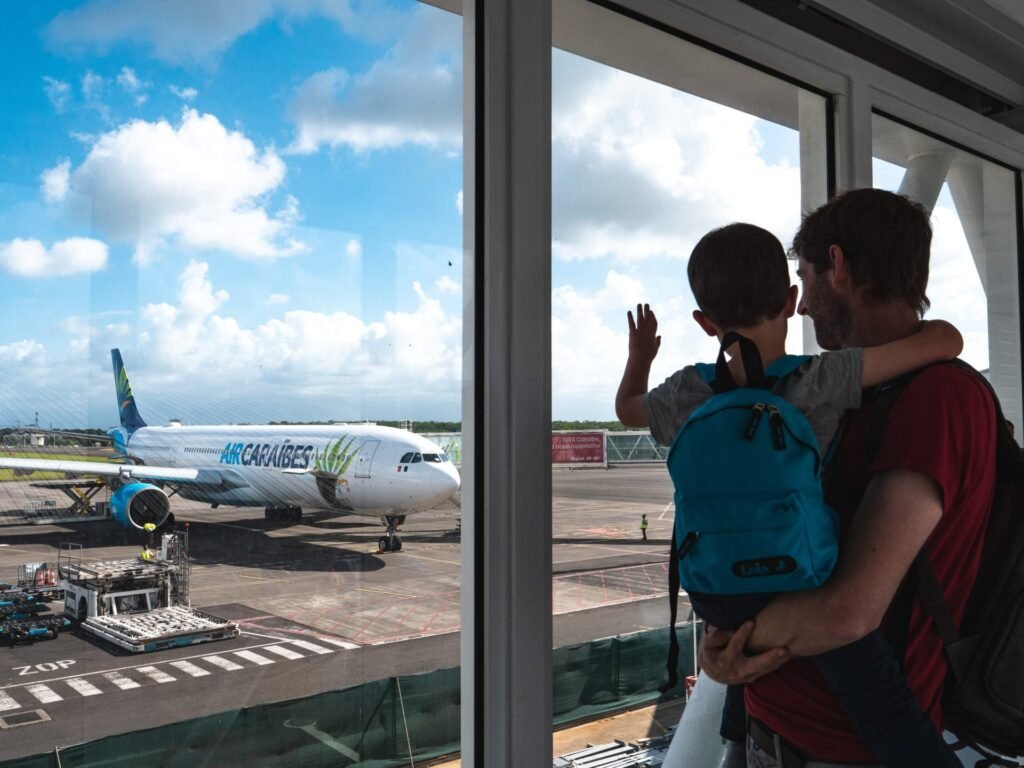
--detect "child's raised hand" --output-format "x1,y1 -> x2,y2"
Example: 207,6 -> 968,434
628,303 -> 661,363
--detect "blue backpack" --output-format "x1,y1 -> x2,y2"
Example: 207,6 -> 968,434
661,332 -> 839,688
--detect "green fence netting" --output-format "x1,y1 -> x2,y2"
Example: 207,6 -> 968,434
2,624 -> 697,768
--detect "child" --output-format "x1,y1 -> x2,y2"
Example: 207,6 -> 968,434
616,223 -> 963,768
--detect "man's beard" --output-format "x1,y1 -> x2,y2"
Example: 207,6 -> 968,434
808,284 -> 853,350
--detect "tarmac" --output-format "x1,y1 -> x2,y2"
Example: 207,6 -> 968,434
0,464 -> 688,763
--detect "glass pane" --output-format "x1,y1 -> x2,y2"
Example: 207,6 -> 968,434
872,114 -> 1021,431
550,2 -> 827,760
0,2 -> 463,764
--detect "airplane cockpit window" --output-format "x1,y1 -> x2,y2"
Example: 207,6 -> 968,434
423,453 -> 442,463
440,453 -> 450,463
400,452 -> 414,464
411,453 -> 423,463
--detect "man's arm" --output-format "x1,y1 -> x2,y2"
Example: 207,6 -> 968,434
615,304 -> 660,427
700,468 -> 943,680
861,320 -> 962,388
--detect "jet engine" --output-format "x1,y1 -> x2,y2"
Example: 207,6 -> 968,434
110,482 -> 172,530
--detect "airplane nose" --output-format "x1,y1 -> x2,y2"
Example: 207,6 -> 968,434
435,464 -> 461,500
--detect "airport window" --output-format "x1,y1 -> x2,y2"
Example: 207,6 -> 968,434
0,2 -> 463,765
872,113 -> 1022,431
549,1 -> 828,758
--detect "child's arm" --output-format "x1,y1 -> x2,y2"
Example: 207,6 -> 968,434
615,304 -> 661,427
861,319 -> 963,388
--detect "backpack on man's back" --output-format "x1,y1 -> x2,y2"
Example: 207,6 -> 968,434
863,360 -> 1024,765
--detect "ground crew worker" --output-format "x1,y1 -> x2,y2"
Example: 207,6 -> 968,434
140,545 -> 154,561
640,513 -> 648,541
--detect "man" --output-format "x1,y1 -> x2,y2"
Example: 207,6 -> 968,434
698,188 -> 996,767
641,513 -> 648,541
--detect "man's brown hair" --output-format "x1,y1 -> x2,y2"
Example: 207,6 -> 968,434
790,188 -> 931,315
687,223 -> 791,329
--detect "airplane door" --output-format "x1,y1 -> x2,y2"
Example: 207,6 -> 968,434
355,439 -> 380,478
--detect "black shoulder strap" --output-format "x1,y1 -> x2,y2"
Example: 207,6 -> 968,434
661,525 -> 698,692
867,360 -> 997,680
713,332 -> 771,393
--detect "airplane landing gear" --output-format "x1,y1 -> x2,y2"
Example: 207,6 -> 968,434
379,514 -> 406,552
265,506 -> 302,522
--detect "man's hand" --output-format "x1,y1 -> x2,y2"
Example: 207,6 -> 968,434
628,304 -> 661,365
699,622 -> 789,685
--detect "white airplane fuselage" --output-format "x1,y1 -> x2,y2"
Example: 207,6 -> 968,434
124,423 -> 460,516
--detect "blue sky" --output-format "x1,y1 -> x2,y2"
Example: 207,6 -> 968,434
0,2 -> 991,429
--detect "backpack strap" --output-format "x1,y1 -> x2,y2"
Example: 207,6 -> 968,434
864,360 -> 996,682
661,525 -> 698,692
713,332 -> 771,393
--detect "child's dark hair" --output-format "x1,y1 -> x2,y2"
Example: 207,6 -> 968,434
687,223 -> 791,329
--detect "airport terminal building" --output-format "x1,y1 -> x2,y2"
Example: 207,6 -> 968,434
0,1 -> 1023,767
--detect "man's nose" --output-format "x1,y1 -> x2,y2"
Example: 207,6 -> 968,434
797,294 -> 808,315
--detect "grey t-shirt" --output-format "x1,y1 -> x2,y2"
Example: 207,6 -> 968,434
644,349 -> 864,452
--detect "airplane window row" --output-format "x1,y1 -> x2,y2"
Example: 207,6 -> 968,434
398,452 -> 452,464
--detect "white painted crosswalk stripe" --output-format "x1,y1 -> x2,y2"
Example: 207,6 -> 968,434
234,650 -> 274,666
138,666 -> 175,684
26,684 -> 62,704
263,644 -> 304,660
104,671 -> 141,690
319,637 -> 359,650
288,639 -> 333,655
0,690 -> 21,712
170,660 -> 211,677
203,655 -> 243,671
66,678 -> 103,697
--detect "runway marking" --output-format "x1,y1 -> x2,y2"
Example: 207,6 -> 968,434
288,640 -> 332,655
0,690 -> 20,711
203,655 -> 243,671
66,678 -> 103,697
139,666 -> 175,684
207,522 -> 263,532
659,501 -> 674,520
399,552 -> 459,566
170,660 -> 211,677
356,586 -> 418,598
234,650 -> 274,666
103,671 -> 140,690
26,684 -> 62,704
263,645 -> 304,661
236,574 -> 295,582
319,638 -> 359,650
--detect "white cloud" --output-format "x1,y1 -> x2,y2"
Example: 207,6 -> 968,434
128,262 -> 462,403
43,77 -> 71,112
435,275 -> 460,295
551,51 -> 800,263
40,160 -> 71,203
287,5 -> 461,154
169,85 -> 198,101
0,237 -> 109,278
59,109 -> 304,262
346,239 -> 362,257
456,189 -> 463,216
46,0 -> 406,65
268,293 -> 290,305
0,340 -> 46,364
80,71 -> 111,121
116,66 -> 150,105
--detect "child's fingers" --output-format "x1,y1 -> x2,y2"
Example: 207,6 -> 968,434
627,310 -> 636,333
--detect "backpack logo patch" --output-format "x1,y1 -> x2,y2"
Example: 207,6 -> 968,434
732,556 -> 797,578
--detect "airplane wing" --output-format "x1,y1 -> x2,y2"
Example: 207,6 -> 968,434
0,457 -> 240,487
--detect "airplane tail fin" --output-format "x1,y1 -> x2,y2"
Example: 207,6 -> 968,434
112,349 -> 147,434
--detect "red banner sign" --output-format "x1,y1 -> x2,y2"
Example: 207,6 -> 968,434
552,431 -> 606,466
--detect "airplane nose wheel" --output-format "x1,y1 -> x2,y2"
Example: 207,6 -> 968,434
379,515 -> 406,552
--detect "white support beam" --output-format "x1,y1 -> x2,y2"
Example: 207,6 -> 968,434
461,0 -> 553,766
897,152 -> 955,214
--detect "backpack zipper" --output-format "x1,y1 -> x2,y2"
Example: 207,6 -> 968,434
744,403 -> 766,440
767,405 -> 787,450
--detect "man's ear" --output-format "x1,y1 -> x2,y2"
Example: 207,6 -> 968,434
827,245 -> 850,291
782,284 -> 799,319
692,309 -> 719,337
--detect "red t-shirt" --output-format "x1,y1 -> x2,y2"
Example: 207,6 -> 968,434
745,364 -> 996,762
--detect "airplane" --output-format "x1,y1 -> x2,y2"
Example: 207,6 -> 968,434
0,349 -> 461,552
